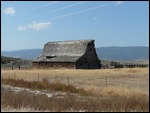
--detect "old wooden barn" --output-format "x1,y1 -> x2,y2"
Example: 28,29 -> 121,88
32,40 -> 101,69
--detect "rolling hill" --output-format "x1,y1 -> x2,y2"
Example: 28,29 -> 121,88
96,46 -> 149,61
1,56 -> 32,69
1,46 -> 149,61
1,49 -> 42,60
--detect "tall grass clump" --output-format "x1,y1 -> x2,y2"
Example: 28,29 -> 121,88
1,78 -> 149,112
87,86 -> 149,112
1,86 -> 149,112
1,78 -> 88,95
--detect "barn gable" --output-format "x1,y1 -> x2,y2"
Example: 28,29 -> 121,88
33,39 -> 101,69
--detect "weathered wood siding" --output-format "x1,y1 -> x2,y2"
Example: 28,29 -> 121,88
32,62 -> 75,69
76,41 -> 101,69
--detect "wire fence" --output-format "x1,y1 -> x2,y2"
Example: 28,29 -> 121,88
2,70 -> 148,93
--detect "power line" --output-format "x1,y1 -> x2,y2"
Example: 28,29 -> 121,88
18,1 -> 59,14
45,1 -> 115,21
3,1 -> 116,31
19,1 -> 86,22
2,1 -> 59,20
29,1 -> 59,11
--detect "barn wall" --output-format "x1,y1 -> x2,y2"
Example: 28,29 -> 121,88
76,41 -> 101,69
76,61 -> 88,69
76,61 -> 100,69
85,41 -> 98,61
32,62 -> 75,69
54,62 -> 75,69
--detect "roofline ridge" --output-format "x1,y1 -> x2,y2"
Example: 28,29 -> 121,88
46,39 -> 94,43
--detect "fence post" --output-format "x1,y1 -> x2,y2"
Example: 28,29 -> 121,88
106,76 -> 108,87
12,65 -> 13,70
67,76 -> 69,86
19,64 -> 20,70
138,76 -> 139,89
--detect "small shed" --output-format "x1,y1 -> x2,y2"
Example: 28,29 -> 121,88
32,39 -> 101,69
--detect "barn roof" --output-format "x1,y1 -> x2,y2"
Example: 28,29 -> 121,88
33,39 -> 94,62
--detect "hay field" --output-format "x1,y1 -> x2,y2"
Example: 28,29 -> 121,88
1,68 -> 149,93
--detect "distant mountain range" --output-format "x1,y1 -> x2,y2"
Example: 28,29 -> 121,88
96,46 -> 149,61
1,49 -> 42,60
1,46 -> 149,61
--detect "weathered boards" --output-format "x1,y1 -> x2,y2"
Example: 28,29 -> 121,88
32,40 -> 101,69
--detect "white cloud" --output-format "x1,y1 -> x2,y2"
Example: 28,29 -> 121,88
115,1 -> 124,6
28,22 -> 51,31
18,26 -> 27,31
18,22 -> 51,31
3,7 -> 15,16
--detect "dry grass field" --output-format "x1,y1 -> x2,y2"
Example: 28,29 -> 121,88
1,68 -> 149,112
1,68 -> 149,93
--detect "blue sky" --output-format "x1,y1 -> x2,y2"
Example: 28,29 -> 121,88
1,1 -> 149,51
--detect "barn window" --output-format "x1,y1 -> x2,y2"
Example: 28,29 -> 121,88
46,56 -> 57,59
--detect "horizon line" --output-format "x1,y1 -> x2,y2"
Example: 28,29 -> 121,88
1,46 -> 149,52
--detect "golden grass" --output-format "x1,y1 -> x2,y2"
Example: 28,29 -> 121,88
1,68 -> 149,112
1,78 -> 88,95
2,82 -> 149,112
94,86 -> 149,97
1,68 -> 149,93
2,68 -> 149,77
